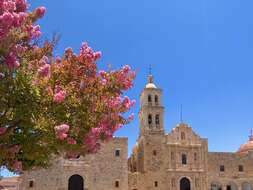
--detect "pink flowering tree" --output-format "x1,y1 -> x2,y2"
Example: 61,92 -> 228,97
0,0 -> 135,173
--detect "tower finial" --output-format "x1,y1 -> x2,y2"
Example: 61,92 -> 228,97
147,64 -> 154,84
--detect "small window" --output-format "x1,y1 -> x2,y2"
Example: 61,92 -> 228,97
153,150 -> 157,156
115,150 -> 120,157
148,114 -> 152,125
154,181 -> 158,187
155,115 -> 160,125
115,181 -> 119,188
29,180 -> 34,188
239,165 -> 244,172
194,152 -> 197,161
220,165 -> 225,172
181,132 -> 186,140
148,95 -> 152,103
227,185 -> 231,190
155,95 -> 159,104
182,154 -> 187,165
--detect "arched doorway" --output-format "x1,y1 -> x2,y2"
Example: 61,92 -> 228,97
227,182 -> 238,190
211,182 -> 222,190
180,177 -> 191,190
242,182 -> 252,190
68,174 -> 84,190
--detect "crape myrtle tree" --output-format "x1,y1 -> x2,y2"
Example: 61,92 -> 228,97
0,0 -> 135,173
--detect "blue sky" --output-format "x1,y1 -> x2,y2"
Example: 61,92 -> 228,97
2,0 -> 253,176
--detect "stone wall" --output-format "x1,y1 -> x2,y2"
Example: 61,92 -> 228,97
207,152 -> 253,190
20,137 -> 128,190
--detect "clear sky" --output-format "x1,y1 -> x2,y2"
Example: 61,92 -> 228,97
2,0 -> 253,177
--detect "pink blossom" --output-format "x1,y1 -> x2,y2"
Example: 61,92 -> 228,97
106,96 -> 121,109
1,12 -> 14,28
128,113 -> 134,121
53,90 -> 66,103
3,1 -> 16,12
99,70 -> 106,78
38,64 -> 50,77
101,79 -> 107,85
54,124 -> 69,134
5,52 -> 20,69
35,6 -> 46,18
15,0 -> 27,12
0,127 -> 7,135
27,25 -> 41,39
122,65 -> 131,73
79,42 -> 101,63
67,137 -> 77,145
54,124 -> 70,140
122,96 -> 135,109
57,133 -> 68,140
39,56 -> 49,65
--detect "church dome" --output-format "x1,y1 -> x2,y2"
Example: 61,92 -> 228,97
146,83 -> 157,89
237,133 -> 253,154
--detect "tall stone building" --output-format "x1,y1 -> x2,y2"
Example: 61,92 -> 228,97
19,74 -> 253,190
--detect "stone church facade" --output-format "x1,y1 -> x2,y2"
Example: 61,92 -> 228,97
20,75 -> 253,190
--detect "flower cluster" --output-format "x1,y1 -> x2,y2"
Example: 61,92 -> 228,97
0,0 -> 45,71
54,124 -> 70,140
0,1 -> 135,172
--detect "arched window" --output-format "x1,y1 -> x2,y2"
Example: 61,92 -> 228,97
182,154 -> 187,165
148,95 -> 152,103
181,132 -> 186,140
148,114 -> 152,125
155,95 -> 159,104
227,182 -> 238,190
242,182 -> 252,190
211,182 -> 222,190
155,114 -> 160,125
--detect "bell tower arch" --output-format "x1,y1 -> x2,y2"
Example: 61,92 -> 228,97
139,74 -> 164,135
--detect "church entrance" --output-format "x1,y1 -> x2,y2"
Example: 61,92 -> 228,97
68,174 -> 84,190
180,177 -> 191,190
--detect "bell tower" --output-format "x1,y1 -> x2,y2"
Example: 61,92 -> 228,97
139,74 -> 164,135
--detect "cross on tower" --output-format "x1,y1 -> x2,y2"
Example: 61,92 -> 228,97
149,64 -> 152,75
180,104 -> 183,123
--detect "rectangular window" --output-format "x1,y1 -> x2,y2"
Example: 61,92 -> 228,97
182,154 -> 187,165
154,181 -> 158,187
239,165 -> 244,172
115,149 -> 120,157
115,181 -> 119,188
220,165 -> 225,172
153,150 -> 157,156
194,152 -> 197,161
29,180 -> 34,188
